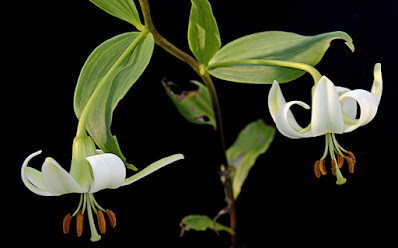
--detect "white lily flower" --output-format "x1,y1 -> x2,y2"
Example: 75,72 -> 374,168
268,63 -> 382,185
21,136 -> 184,241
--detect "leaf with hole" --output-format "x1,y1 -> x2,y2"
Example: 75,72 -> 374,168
162,79 -> 216,129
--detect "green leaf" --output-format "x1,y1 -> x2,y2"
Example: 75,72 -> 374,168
74,31 -> 155,169
90,0 -> 144,30
227,119 -> 276,199
188,0 -> 221,66
162,79 -> 216,129
208,31 -> 354,84
180,215 -> 234,236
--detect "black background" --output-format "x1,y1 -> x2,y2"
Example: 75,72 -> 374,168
10,0 -> 397,247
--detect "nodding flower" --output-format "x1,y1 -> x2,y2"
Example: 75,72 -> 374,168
268,63 -> 382,185
21,136 -> 184,241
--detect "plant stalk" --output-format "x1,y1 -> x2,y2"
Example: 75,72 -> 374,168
138,0 -> 237,247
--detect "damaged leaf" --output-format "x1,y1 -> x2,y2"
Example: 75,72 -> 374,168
180,215 -> 234,236
162,79 -> 216,129
227,119 -> 275,199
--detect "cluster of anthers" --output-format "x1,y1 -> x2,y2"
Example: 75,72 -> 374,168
62,193 -> 116,238
313,133 -> 356,184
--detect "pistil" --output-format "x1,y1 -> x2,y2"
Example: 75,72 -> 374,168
62,193 -> 117,241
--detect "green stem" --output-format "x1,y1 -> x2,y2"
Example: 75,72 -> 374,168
138,0 -> 200,75
138,0 -> 237,246
208,59 -> 323,83
75,31 -> 148,138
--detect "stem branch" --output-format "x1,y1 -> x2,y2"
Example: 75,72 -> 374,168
138,0 -> 237,246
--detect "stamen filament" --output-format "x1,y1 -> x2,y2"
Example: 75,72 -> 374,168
320,135 -> 329,161
89,194 -> 98,215
81,193 -> 87,215
331,134 -> 347,155
73,193 -> 84,216
91,194 -> 106,212
327,134 -> 335,161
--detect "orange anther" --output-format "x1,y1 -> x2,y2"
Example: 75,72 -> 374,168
106,209 -> 116,228
331,160 -> 337,176
347,151 -> 356,163
337,154 -> 344,169
346,151 -> 356,173
62,213 -> 72,235
76,210 -> 84,237
319,160 -> 327,176
314,161 -> 321,178
97,210 -> 106,234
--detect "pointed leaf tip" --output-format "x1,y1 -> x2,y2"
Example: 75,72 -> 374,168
188,0 -> 221,65
209,31 -> 355,84
90,0 -> 144,30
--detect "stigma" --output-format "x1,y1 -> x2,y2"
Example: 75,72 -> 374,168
313,133 -> 356,185
62,193 -> 117,241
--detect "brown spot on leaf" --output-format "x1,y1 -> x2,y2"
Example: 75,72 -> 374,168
162,78 -> 200,102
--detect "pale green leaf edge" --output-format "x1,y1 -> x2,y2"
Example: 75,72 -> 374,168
227,119 -> 276,199
207,31 -> 354,84
180,215 -> 234,235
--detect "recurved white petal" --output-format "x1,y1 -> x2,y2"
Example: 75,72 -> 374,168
268,80 -> 286,122
371,63 -> 382,105
26,167 -> 47,190
275,101 -> 313,139
311,76 -> 344,136
86,153 -> 126,193
340,89 -> 378,133
336,86 -> 357,119
42,157 -> 85,195
21,150 -> 53,196
122,154 -> 184,186
268,80 -> 307,135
